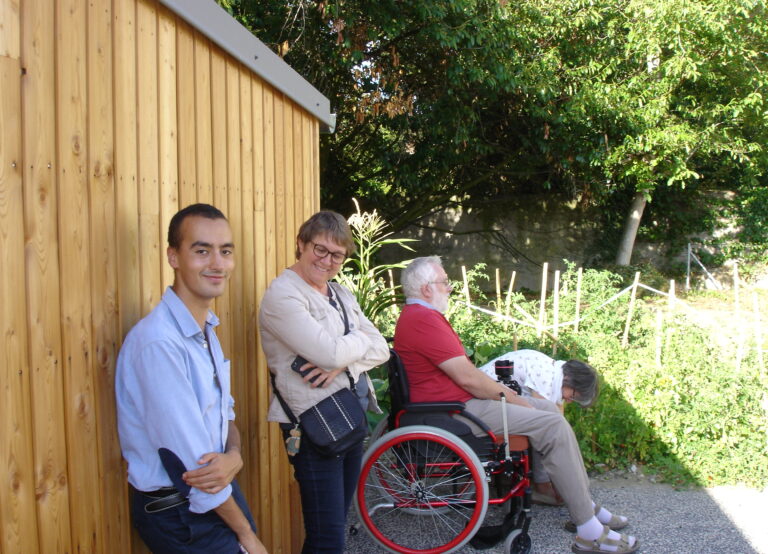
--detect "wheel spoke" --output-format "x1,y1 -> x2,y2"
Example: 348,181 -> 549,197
356,426 -> 489,553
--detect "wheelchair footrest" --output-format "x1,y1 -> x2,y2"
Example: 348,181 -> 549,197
469,524 -> 505,550
469,509 -> 525,550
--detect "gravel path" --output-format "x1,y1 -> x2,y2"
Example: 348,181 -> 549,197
346,471 -> 768,553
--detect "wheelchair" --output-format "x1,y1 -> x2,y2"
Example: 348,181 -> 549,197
354,349 -> 533,553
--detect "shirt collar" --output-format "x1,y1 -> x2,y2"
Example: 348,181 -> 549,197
161,286 -> 219,337
405,297 -> 441,312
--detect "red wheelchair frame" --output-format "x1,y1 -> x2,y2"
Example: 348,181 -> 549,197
354,349 -> 533,553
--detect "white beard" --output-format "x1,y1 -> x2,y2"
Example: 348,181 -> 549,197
433,291 -> 450,313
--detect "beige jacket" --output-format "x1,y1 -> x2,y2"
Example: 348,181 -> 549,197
258,269 -> 390,423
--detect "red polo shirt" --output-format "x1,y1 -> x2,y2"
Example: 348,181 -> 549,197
394,303 -> 474,403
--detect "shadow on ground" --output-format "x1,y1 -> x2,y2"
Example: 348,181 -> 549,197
346,472 -> 766,553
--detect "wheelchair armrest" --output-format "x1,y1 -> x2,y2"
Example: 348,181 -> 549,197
403,401 -> 466,413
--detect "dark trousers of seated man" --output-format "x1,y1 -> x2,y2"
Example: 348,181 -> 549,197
131,479 -> 256,554
463,396 -> 594,525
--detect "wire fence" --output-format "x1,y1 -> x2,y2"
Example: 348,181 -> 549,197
456,261 -> 766,374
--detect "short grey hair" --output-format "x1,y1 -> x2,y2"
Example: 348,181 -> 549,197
295,211 -> 356,260
401,256 -> 443,298
562,360 -> 599,407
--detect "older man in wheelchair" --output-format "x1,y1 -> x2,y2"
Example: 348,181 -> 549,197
354,256 -> 639,554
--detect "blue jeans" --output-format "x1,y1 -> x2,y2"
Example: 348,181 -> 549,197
131,479 -> 256,553
283,426 -> 364,553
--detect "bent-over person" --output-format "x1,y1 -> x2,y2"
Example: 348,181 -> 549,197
480,349 -> 599,506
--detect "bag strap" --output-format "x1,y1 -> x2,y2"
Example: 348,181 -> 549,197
328,282 -> 354,388
327,282 -> 351,336
270,371 -> 299,425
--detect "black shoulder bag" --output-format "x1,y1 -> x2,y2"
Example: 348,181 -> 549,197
271,283 -> 367,457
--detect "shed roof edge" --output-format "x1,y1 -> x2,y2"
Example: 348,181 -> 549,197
160,0 -> 335,132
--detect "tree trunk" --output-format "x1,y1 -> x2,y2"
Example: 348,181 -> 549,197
615,190 -> 648,266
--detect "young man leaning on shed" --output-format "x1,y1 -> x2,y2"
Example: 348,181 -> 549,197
115,203 -> 267,554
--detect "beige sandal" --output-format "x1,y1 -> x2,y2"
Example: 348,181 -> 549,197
565,504 -> 629,532
572,525 -> 639,554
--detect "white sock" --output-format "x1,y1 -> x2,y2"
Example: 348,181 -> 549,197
595,504 -> 628,526
577,516 -> 635,552
576,517 -> 605,540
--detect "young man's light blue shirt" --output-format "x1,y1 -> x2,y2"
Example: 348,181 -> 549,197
116,287 -> 235,513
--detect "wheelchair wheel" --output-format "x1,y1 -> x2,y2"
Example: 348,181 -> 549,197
367,420 -> 458,517
366,416 -> 389,448
504,528 -> 532,554
355,425 -> 489,553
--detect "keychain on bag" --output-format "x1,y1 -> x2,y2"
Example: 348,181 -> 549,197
286,424 -> 301,456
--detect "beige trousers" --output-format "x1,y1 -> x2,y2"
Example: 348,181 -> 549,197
463,396 -> 594,524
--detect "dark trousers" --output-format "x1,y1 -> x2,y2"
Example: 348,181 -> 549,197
131,479 -> 256,554
284,427 -> 363,554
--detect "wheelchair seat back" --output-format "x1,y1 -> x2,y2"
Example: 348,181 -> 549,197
387,348 -> 496,459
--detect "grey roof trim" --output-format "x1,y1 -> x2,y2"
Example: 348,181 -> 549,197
160,0 -> 335,132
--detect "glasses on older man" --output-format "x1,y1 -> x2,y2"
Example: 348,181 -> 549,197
310,241 -> 347,264
429,279 -> 452,288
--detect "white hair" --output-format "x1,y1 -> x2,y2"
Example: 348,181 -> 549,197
401,256 -> 443,298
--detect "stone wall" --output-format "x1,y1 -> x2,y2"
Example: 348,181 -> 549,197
382,192 -> 737,292
384,194 -> 600,291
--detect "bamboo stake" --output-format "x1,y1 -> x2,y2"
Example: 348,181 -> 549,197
622,271 -> 641,347
574,267 -> 582,333
495,267 -> 502,321
734,264 -> 743,372
504,271 -> 516,321
515,303 -> 562,349
754,292 -> 764,372
461,265 -> 471,309
538,262 -> 548,338
552,270 -> 560,357
504,270 -> 517,337
388,269 -> 398,315
655,308 -> 663,369
668,279 -> 675,311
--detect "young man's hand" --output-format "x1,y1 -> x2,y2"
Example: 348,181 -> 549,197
183,449 -> 243,494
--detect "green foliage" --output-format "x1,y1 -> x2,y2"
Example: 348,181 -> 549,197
450,263 -> 768,488
221,0 -> 768,256
333,204 -> 415,405
706,185 -> 768,274
335,201 -> 416,336
219,0 -> 768,482
568,312 -> 768,488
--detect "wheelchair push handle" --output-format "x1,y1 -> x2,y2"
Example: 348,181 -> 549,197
499,392 -> 511,459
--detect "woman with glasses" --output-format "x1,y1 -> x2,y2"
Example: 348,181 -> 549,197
479,350 -> 599,507
258,210 -> 389,553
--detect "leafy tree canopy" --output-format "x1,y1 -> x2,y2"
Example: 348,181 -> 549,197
221,0 -> 768,245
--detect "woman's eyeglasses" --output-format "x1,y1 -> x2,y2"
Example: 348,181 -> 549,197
311,242 -> 347,264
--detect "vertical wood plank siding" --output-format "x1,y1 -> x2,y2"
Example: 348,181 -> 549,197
1,0 -> 320,551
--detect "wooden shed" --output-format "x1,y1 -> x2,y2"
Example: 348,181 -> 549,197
0,0 -> 333,551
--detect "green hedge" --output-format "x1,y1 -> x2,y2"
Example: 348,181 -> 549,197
449,264 -> 768,488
